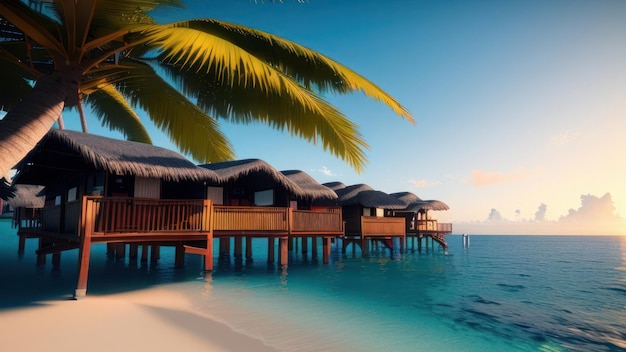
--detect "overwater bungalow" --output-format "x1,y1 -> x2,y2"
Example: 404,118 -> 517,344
199,160 -> 343,264
12,129 -> 219,299
6,184 -> 45,254
317,183 -> 407,255
388,192 -> 452,250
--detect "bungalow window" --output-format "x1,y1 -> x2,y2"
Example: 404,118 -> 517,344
254,189 -> 274,206
67,187 -> 77,202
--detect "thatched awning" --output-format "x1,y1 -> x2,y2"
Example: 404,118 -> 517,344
6,184 -> 45,208
200,159 -> 311,198
322,182 -> 346,191
405,200 -> 450,212
13,129 -> 220,185
281,170 -> 337,200
390,191 -> 423,207
335,184 -> 405,209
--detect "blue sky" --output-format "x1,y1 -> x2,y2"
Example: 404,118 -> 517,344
61,0 -> 626,234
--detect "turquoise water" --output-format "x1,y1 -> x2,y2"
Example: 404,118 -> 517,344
1,218 -> 625,351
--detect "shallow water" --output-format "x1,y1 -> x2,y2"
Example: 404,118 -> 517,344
1,219 -> 624,351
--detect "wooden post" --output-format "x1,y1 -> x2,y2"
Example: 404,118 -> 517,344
279,237 -> 288,265
175,243 -> 185,268
52,252 -> 61,271
267,237 -> 275,263
129,244 -> 138,260
311,236 -> 318,258
322,237 -> 331,264
151,245 -> 161,262
245,237 -> 253,259
301,236 -> 308,254
205,234 -> 213,271
141,245 -> 149,263
234,236 -> 243,259
36,237 -> 46,265
18,235 -> 26,254
75,197 -> 93,300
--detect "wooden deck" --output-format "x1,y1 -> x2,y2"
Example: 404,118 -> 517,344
16,196 -> 345,298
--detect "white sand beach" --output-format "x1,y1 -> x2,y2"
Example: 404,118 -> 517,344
0,287 -> 277,352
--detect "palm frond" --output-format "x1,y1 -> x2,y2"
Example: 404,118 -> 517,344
113,61 -> 235,163
0,0 -> 67,57
83,84 -> 152,144
159,61 -> 369,172
184,19 -> 413,122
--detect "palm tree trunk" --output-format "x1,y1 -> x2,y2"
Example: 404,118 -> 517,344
0,74 -> 67,179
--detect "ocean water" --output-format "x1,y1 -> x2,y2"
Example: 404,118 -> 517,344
1,218 -> 625,351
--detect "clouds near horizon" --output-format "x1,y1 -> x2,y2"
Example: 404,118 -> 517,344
472,167 -> 539,187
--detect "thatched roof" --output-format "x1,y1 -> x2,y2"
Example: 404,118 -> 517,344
405,200 -> 450,212
200,159 -> 311,198
334,184 -> 405,209
322,182 -> 346,191
281,170 -> 337,199
13,129 -> 220,185
390,191 -> 423,207
7,184 -> 45,208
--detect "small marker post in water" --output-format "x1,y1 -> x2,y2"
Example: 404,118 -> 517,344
462,234 -> 470,248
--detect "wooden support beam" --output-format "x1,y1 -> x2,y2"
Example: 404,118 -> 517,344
245,237 -> 253,259
35,241 -> 79,255
323,237 -> 331,264
175,243 -> 185,268
75,198 -> 94,300
268,237 -> 275,263
279,237 -> 288,265
311,237 -> 318,258
234,237 -> 243,259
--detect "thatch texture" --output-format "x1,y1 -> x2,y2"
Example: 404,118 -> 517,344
322,182 -> 346,191
390,191 -> 423,207
6,184 -> 45,208
405,200 -> 450,212
281,170 -> 337,200
334,184 -> 405,209
13,129 -> 220,185
200,159 -> 310,198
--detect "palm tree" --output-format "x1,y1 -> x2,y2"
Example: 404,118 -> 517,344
0,0 -> 413,185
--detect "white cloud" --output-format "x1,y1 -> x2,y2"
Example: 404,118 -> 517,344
549,131 -> 579,147
315,166 -> 335,177
409,179 -> 439,188
472,167 -> 539,187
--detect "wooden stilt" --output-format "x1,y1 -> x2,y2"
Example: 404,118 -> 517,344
129,244 -> 138,260
115,243 -> 126,259
279,237 -> 288,265
141,245 -> 149,263
18,235 -> 26,254
175,243 -> 185,268
151,245 -> 160,262
301,236 -> 308,254
323,237 -> 331,264
311,237 -> 318,258
52,251 -> 61,271
36,237 -> 46,265
205,235 -> 213,271
245,237 -> 253,259
75,237 -> 92,299
234,236 -> 243,259
268,237 -> 275,263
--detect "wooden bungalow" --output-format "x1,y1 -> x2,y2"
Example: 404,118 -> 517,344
12,129 -> 219,299
388,192 -> 452,251
317,183 -> 407,255
6,184 -> 45,254
199,160 -> 343,264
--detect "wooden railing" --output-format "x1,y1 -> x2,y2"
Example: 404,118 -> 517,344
84,197 -> 211,235
212,206 -> 288,232
416,219 -> 438,231
41,205 -> 61,233
361,216 -> 405,237
291,209 -> 343,234
438,223 -> 453,233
